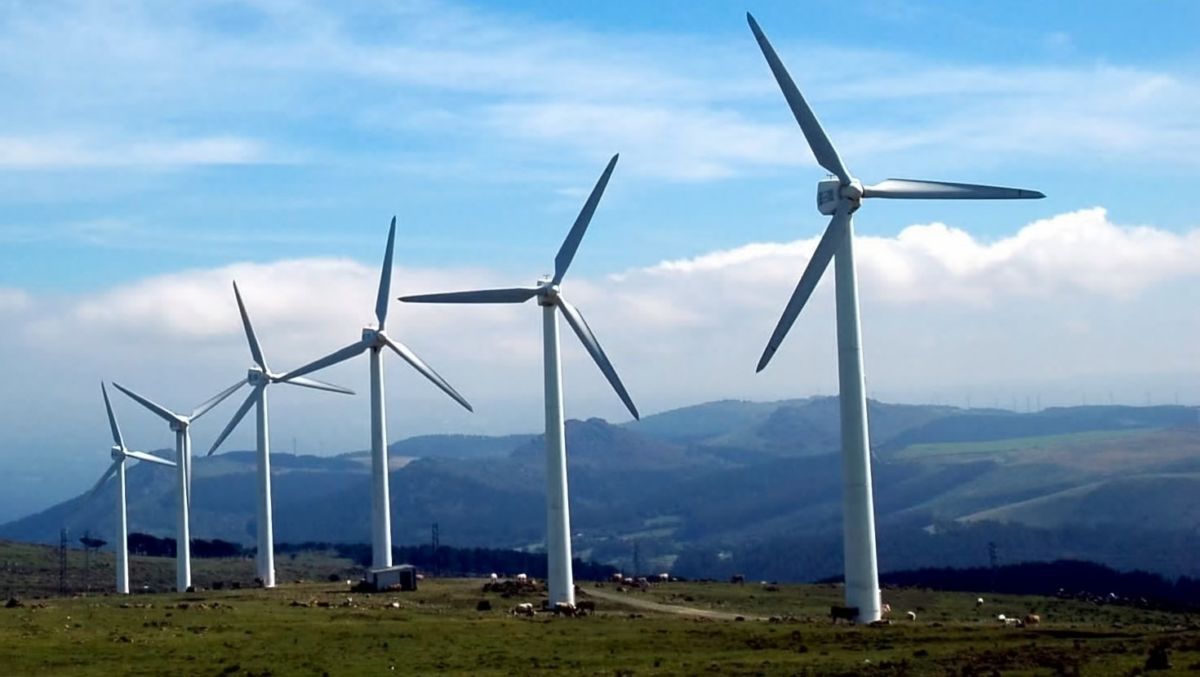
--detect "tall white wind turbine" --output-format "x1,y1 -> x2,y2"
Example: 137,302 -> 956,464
204,282 -> 354,588
112,380 -> 242,592
87,383 -> 177,594
401,154 -> 638,607
280,217 -> 473,570
746,14 -> 1044,622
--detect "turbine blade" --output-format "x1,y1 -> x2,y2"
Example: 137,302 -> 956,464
233,281 -> 267,372
101,382 -> 124,449
280,375 -> 355,395
863,178 -> 1045,200
279,339 -> 370,381
746,13 -> 850,184
87,461 -> 121,501
112,383 -> 179,425
376,216 -> 397,330
191,378 -> 248,420
556,296 -> 640,420
381,335 -> 474,412
400,287 -> 540,304
553,154 -> 619,285
206,386 -> 260,456
757,209 -> 851,372
125,450 -> 176,467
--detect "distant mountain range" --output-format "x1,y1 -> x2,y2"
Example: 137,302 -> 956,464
3,398 -> 1197,582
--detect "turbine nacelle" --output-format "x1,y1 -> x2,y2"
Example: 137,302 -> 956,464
817,178 -> 863,215
110,446 -> 124,461
246,367 -> 271,387
361,326 -> 386,347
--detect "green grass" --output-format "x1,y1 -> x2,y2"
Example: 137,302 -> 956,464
2,577 -> 1199,674
4,541 -> 1200,675
896,427 -> 1159,459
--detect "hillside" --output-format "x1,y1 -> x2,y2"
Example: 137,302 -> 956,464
2,398 -> 1197,581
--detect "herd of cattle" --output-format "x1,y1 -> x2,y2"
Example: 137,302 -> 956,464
482,573 -> 1047,626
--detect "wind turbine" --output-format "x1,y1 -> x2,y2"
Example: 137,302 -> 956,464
205,281 -> 354,588
401,154 -> 638,607
86,383 -> 177,594
280,217 -> 473,570
746,14 -> 1044,622
112,380 -> 242,592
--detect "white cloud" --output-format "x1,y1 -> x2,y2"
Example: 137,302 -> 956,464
0,135 -> 270,169
4,207 -> 1196,437
639,208 -> 1200,304
0,288 -> 32,313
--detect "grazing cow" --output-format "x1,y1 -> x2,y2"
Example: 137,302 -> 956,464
830,606 -> 859,624
658,573 -> 670,582
611,573 -> 624,583
730,574 -> 746,585
881,603 -> 892,617
976,597 -> 985,608
511,603 -> 535,616
997,614 -> 1023,627
516,573 -> 528,583
1024,614 -> 1041,626
576,600 -> 596,614
553,602 -> 576,617
905,611 -> 917,621
489,573 -> 499,581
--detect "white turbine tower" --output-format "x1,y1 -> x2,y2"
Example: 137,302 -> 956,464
87,382 -> 177,594
112,380 -> 242,592
205,281 -> 354,588
280,217 -> 473,570
747,14 -> 1044,622
401,154 -> 638,607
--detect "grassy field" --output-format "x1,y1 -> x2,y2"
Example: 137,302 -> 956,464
3,543 -> 1200,675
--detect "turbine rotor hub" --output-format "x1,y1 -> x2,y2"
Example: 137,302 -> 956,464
842,179 -> 864,201
247,367 -> 270,386
538,283 -> 560,307
110,446 -> 124,461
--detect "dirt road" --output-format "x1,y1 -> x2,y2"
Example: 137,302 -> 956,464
583,586 -> 765,621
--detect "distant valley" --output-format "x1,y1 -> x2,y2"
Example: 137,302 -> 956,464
3,398 -> 1197,582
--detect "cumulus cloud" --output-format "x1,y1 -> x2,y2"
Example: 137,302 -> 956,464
642,208 -> 1200,305
5,208 -> 1196,435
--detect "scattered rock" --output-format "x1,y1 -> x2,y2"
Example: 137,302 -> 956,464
476,599 -> 492,612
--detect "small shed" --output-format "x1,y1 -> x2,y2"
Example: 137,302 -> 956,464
369,564 -> 418,592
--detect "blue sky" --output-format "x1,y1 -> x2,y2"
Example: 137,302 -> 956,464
0,1 -> 1197,519
2,0 -> 1198,291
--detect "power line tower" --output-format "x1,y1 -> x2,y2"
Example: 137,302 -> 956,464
58,528 -> 68,592
987,541 -> 998,592
430,522 -> 440,576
